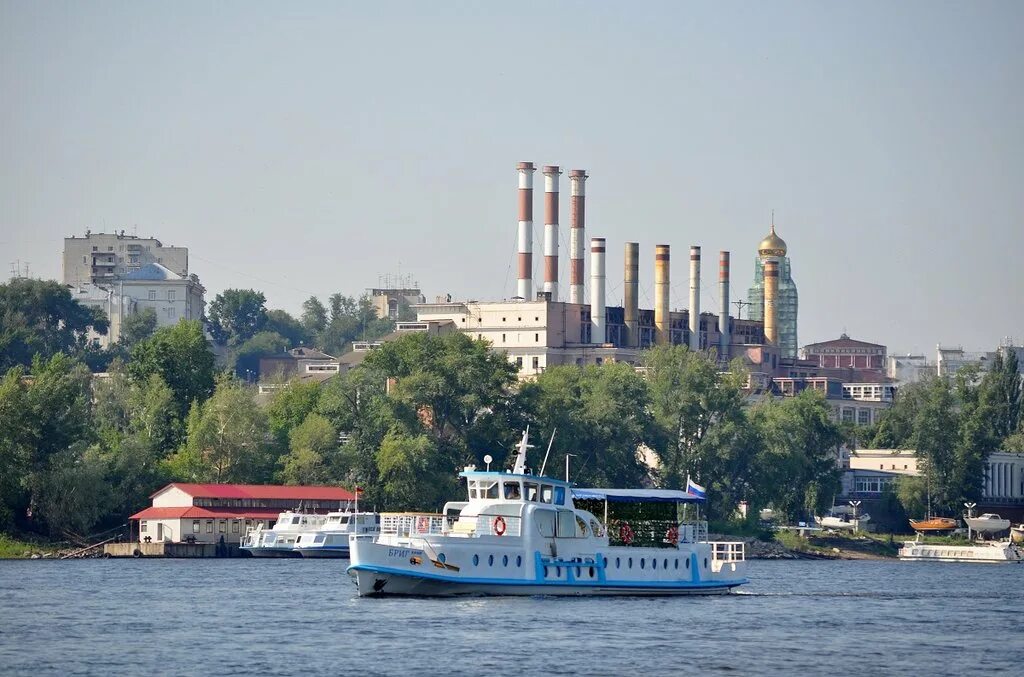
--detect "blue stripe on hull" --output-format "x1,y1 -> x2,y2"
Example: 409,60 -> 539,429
349,563 -> 747,594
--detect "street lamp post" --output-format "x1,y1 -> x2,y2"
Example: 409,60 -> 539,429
849,500 -> 862,533
965,502 -> 977,541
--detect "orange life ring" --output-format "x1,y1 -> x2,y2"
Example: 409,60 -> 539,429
666,526 -> 679,546
619,522 -> 634,545
493,516 -> 507,536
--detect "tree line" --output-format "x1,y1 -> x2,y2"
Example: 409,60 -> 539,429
4,277 -> 1021,541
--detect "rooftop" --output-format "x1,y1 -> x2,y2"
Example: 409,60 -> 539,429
153,483 -> 355,501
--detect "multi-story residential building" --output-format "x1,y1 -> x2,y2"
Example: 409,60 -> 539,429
887,353 -> 933,384
63,230 -> 189,287
69,283 -> 138,348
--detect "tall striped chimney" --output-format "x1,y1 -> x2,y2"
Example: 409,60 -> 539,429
764,259 -> 779,345
718,251 -> 731,361
542,165 -> 561,301
590,237 -> 606,344
655,244 -> 670,345
516,162 -> 535,300
568,169 -> 587,304
689,246 -> 701,351
624,242 -> 639,347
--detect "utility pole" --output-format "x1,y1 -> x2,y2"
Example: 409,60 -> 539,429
732,299 -> 751,320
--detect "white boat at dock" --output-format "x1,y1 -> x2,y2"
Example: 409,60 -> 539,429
898,536 -> 1024,563
815,506 -> 871,531
292,512 -> 381,558
240,511 -> 329,557
963,514 -> 1011,534
347,431 -> 748,596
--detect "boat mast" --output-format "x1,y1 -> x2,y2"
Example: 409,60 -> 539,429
512,427 -> 532,475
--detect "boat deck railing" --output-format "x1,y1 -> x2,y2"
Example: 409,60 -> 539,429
380,513 -> 446,537
606,519 -> 709,548
710,541 -> 746,564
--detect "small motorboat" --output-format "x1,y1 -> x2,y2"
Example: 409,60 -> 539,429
1011,525 -> 1024,544
815,508 -> 871,531
909,517 -> 958,533
964,514 -> 1011,533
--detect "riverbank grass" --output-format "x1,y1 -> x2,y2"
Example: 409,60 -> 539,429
0,534 -> 64,559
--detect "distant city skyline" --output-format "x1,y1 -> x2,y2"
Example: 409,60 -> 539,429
2,1 -> 1022,355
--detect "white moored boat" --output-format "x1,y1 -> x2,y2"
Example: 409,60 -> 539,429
898,537 -> 1024,563
963,514 -> 1011,534
293,512 -> 381,558
815,506 -> 871,531
347,431 -> 748,596
240,511 -> 329,557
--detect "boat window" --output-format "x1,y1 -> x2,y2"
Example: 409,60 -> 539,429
517,555 -> 522,567
575,515 -> 588,537
589,519 -> 605,537
556,510 -> 578,538
534,509 -> 556,537
503,555 -> 509,567
615,557 -> 620,569
467,481 -> 478,499
488,554 -> 494,566
628,557 -> 633,569
291,516 -> 300,525
340,516 -> 350,524
541,485 -> 553,503
503,481 -> 522,500
473,554 -> 479,566
482,481 -> 500,499
554,486 -> 565,505
524,482 -> 539,502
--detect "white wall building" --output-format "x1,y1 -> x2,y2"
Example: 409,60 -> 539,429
983,452 -> 1024,503
69,283 -> 137,348
117,263 -> 205,331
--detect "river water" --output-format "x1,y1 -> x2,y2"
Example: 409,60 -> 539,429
0,558 -> 1021,675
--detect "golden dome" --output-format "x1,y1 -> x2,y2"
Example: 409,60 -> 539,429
758,223 -> 787,257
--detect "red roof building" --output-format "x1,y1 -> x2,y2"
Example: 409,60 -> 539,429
800,334 -> 886,372
130,483 -> 356,545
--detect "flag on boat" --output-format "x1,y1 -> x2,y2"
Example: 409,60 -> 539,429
686,477 -> 706,498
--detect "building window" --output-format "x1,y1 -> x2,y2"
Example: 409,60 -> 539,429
857,409 -> 871,425
218,521 -> 226,533
92,246 -> 98,251
108,246 -> 114,251
82,256 -> 87,264
140,520 -> 148,532
148,290 -> 156,300
232,521 -> 239,534
129,255 -> 139,264
532,356 -> 540,370
535,333 -> 539,342
501,333 -> 506,343
192,520 -> 200,533
515,357 -> 523,368
206,521 -> 213,533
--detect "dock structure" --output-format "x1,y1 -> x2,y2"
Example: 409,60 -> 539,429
102,542 -> 244,558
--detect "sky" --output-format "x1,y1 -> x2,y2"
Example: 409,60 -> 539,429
2,1 -> 1022,354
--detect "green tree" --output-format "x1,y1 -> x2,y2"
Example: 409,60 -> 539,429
277,413 -> 336,485
0,366 -> 29,530
644,345 -> 749,492
749,390 -> 843,521
128,320 -> 214,415
0,278 -> 108,370
519,363 -> 653,489
376,428 -> 455,510
267,380 -> 323,448
207,288 -> 267,346
230,331 -> 289,380
164,377 -> 272,483
264,309 -> 309,348
120,308 -> 158,347
31,442 -> 113,538
301,296 -> 328,337
979,350 -> 1022,445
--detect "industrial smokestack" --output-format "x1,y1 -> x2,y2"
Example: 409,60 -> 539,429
624,242 -> 639,347
590,238 -> 606,344
516,162 -> 535,301
689,246 -> 701,351
655,244 -> 670,345
568,169 -> 587,304
764,259 -> 779,345
719,251 -> 730,361
542,165 -> 561,301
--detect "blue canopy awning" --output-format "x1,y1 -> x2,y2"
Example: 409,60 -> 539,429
572,488 -> 705,504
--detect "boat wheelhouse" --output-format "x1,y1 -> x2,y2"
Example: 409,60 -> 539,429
347,431 -> 747,596
292,512 -> 381,558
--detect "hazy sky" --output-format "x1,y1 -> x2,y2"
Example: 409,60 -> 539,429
2,1 -> 1022,354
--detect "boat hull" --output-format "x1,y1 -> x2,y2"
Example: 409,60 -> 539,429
240,547 -> 301,558
347,565 -> 744,597
898,542 -> 1024,563
964,517 -> 1011,533
909,518 -> 958,533
295,546 -> 350,558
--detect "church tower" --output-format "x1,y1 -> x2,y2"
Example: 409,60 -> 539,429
747,219 -> 799,357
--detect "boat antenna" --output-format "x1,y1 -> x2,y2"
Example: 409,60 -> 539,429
512,427 -> 533,475
538,428 -> 557,477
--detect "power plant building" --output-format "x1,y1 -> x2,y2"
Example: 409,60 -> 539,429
747,223 -> 799,358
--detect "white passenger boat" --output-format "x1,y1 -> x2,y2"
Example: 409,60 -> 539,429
898,537 -> 1024,563
963,514 -> 1011,534
815,507 -> 871,531
240,511 -> 329,557
348,431 -> 747,596
292,512 -> 381,558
